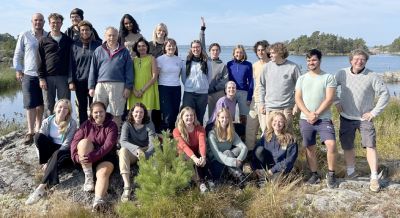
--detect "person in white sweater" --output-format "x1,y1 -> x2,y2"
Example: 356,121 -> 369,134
335,49 -> 389,192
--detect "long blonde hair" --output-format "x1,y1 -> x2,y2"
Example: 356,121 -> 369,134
265,112 -> 295,149
53,99 -> 72,135
213,108 -> 234,143
175,106 -> 200,144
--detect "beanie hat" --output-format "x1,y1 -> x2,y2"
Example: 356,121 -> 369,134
70,8 -> 84,19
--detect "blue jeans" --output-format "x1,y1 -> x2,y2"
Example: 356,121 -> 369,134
159,85 -> 181,132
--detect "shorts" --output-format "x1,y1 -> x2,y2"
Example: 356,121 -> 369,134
94,82 -> 126,116
339,116 -> 376,150
92,152 -> 118,171
22,74 -> 43,109
235,90 -> 250,115
299,119 -> 336,147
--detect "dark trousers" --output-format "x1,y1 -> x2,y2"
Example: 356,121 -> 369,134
159,85 -> 181,132
35,133 -> 61,164
182,92 -> 208,125
43,75 -> 70,116
209,148 -> 242,182
75,79 -> 92,125
252,145 -> 274,170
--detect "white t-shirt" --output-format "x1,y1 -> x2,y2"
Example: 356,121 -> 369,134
49,119 -> 63,145
157,54 -> 184,86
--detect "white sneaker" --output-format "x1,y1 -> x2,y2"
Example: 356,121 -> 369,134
25,189 -> 44,205
83,176 -> 94,192
92,198 -> 106,212
199,183 -> 208,194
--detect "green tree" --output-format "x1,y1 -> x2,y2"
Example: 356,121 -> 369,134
389,36 -> 400,52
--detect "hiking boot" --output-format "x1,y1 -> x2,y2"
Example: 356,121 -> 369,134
345,171 -> 359,179
370,178 -> 380,192
326,173 -> 338,188
120,187 -> 132,202
92,198 -> 106,212
24,133 -> 34,145
199,183 -> 208,194
306,173 -> 321,185
25,188 -> 44,205
83,176 -> 94,192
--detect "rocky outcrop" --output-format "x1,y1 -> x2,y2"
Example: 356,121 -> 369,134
382,71 -> 400,83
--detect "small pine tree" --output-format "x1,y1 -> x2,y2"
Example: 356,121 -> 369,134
135,131 -> 193,205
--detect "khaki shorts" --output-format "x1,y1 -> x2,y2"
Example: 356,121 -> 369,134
94,82 -> 126,116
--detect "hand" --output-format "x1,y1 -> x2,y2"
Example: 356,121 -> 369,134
335,104 -> 343,113
260,105 -> 266,115
191,156 -> 200,166
246,101 -> 251,106
89,89 -> 95,97
41,163 -> 48,171
292,105 -> 299,115
306,111 -> 318,124
123,88 -> 131,99
39,79 -> 47,90
267,169 -> 273,176
69,83 -> 76,91
362,112 -> 374,121
199,156 -> 206,167
79,155 -> 90,164
16,71 -> 24,81
133,89 -> 142,98
201,17 -> 205,27
136,149 -> 145,160
236,159 -> 242,167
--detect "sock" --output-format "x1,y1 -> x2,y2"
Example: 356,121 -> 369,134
347,167 -> 355,176
328,170 -> 335,176
83,167 -> 93,177
371,171 -> 378,180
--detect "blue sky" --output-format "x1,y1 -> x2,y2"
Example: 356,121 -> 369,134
1,0 -> 399,46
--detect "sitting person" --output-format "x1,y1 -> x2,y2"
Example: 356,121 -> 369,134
206,81 -> 245,137
251,111 -> 298,183
70,101 -> 118,211
207,108 -> 248,184
173,106 -> 211,193
119,102 -> 156,202
25,99 -> 77,205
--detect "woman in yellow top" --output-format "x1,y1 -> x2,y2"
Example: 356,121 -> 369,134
127,37 -> 160,119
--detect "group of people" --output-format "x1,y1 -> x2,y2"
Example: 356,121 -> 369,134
13,9 -> 390,211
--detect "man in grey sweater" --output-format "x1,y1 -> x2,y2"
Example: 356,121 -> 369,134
335,49 -> 389,192
259,42 -> 300,131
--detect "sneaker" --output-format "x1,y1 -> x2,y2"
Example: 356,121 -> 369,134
306,173 -> 321,185
370,178 -> 380,192
25,189 -> 44,205
199,183 -> 208,194
121,187 -> 132,202
92,198 -> 106,212
207,181 -> 216,192
24,133 -> 34,145
83,176 -> 94,192
257,178 -> 267,188
346,171 -> 359,179
326,173 -> 337,188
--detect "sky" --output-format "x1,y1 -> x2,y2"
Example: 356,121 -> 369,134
1,0 -> 399,46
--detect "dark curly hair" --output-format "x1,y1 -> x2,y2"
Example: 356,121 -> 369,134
128,102 -> 150,125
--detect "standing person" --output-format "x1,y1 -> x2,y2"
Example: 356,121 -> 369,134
173,107 -> 211,193
88,27 -> 133,129
13,13 -> 47,144
25,99 -> 77,205
65,8 -> 101,42
295,49 -> 337,188
182,40 -> 211,125
259,42 -> 301,131
149,23 -> 168,133
335,49 -> 389,192
199,17 -> 228,118
227,45 -> 253,126
70,101 -> 119,211
38,13 -> 73,116
251,112 -> 298,184
208,108 -> 248,184
69,20 -> 102,125
245,40 -> 270,151
149,23 -> 168,58
118,14 -> 143,58
127,38 -> 159,120
157,38 -> 184,131
119,103 -> 156,202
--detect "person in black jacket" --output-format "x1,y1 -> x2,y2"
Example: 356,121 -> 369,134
65,8 -> 101,42
69,20 -> 102,125
38,13 -> 72,116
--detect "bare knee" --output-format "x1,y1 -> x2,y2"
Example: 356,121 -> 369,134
77,138 -> 94,154
96,162 -> 114,179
